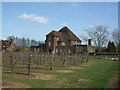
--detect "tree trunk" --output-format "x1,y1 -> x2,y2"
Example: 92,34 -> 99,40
10,52 -> 14,73
28,51 -> 31,75
36,52 -> 39,69
50,53 -> 54,70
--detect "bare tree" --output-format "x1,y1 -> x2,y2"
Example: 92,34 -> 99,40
80,24 -> 109,54
85,25 -> 109,47
79,34 -> 88,45
112,29 -> 120,51
112,29 -> 120,60
9,52 -> 14,73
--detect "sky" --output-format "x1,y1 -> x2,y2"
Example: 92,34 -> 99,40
2,2 -> 118,44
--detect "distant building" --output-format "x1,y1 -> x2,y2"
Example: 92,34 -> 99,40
72,39 -> 96,53
30,44 -> 46,52
45,27 -> 96,53
0,39 -> 16,52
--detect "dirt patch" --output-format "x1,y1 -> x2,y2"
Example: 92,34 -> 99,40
55,70 -> 73,73
3,66 -> 59,72
3,71 -> 56,80
80,65 -> 91,66
31,73 -> 56,80
2,80 -> 30,88
77,79 -> 89,82
70,67 -> 83,69
3,66 -> 53,71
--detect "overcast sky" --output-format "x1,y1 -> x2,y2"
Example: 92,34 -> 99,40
2,2 -> 118,43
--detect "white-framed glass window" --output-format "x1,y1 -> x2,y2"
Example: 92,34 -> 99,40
3,45 -> 5,47
56,49 -> 58,52
57,37 -> 59,41
48,42 -> 51,46
68,49 -> 71,53
60,49 -> 62,52
61,42 -> 65,46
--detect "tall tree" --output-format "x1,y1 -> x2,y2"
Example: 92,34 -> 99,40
107,41 -> 116,53
7,36 -> 15,41
7,36 -> 40,47
112,29 -> 120,46
26,38 -> 31,47
31,39 -> 38,46
21,37 -> 26,47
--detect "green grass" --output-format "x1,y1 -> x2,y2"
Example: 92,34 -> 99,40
2,56 -> 119,88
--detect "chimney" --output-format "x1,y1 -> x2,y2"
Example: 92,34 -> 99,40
88,39 -> 92,46
10,39 -> 14,44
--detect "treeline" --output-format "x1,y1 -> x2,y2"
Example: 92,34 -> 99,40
95,41 -> 117,53
7,36 -> 45,47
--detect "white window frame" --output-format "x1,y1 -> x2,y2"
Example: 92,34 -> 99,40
48,42 -> 51,46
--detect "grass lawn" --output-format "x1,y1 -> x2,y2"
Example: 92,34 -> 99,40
2,56 -> 119,88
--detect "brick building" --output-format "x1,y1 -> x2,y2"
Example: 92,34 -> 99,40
0,39 -> 16,52
45,27 -> 95,53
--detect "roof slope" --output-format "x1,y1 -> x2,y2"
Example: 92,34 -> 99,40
59,27 -> 81,42
46,27 -> 81,42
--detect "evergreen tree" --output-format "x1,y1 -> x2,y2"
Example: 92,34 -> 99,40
107,41 -> 116,53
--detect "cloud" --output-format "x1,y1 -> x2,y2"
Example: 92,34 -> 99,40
18,13 -> 49,24
61,23 -> 68,26
71,4 -> 79,8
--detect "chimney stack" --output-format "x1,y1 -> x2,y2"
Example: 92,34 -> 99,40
10,39 -> 14,44
88,39 -> 92,46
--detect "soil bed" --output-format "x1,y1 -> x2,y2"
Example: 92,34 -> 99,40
3,71 -> 56,80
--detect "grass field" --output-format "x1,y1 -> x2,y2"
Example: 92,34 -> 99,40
2,56 -> 119,88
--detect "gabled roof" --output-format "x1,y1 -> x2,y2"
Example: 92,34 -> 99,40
46,27 -> 82,42
47,30 -> 63,37
59,27 -> 81,42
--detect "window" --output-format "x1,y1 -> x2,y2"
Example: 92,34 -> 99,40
34,48 -> 36,52
57,37 -> 59,41
48,42 -> 51,46
56,49 -> 58,52
77,42 -> 80,45
61,42 -> 65,46
3,46 -> 5,47
68,49 -> 71,53
60,49 -> 62,52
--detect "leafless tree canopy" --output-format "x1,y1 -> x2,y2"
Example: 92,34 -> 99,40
85,25 -> 109,47
112,29 -> 120,47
